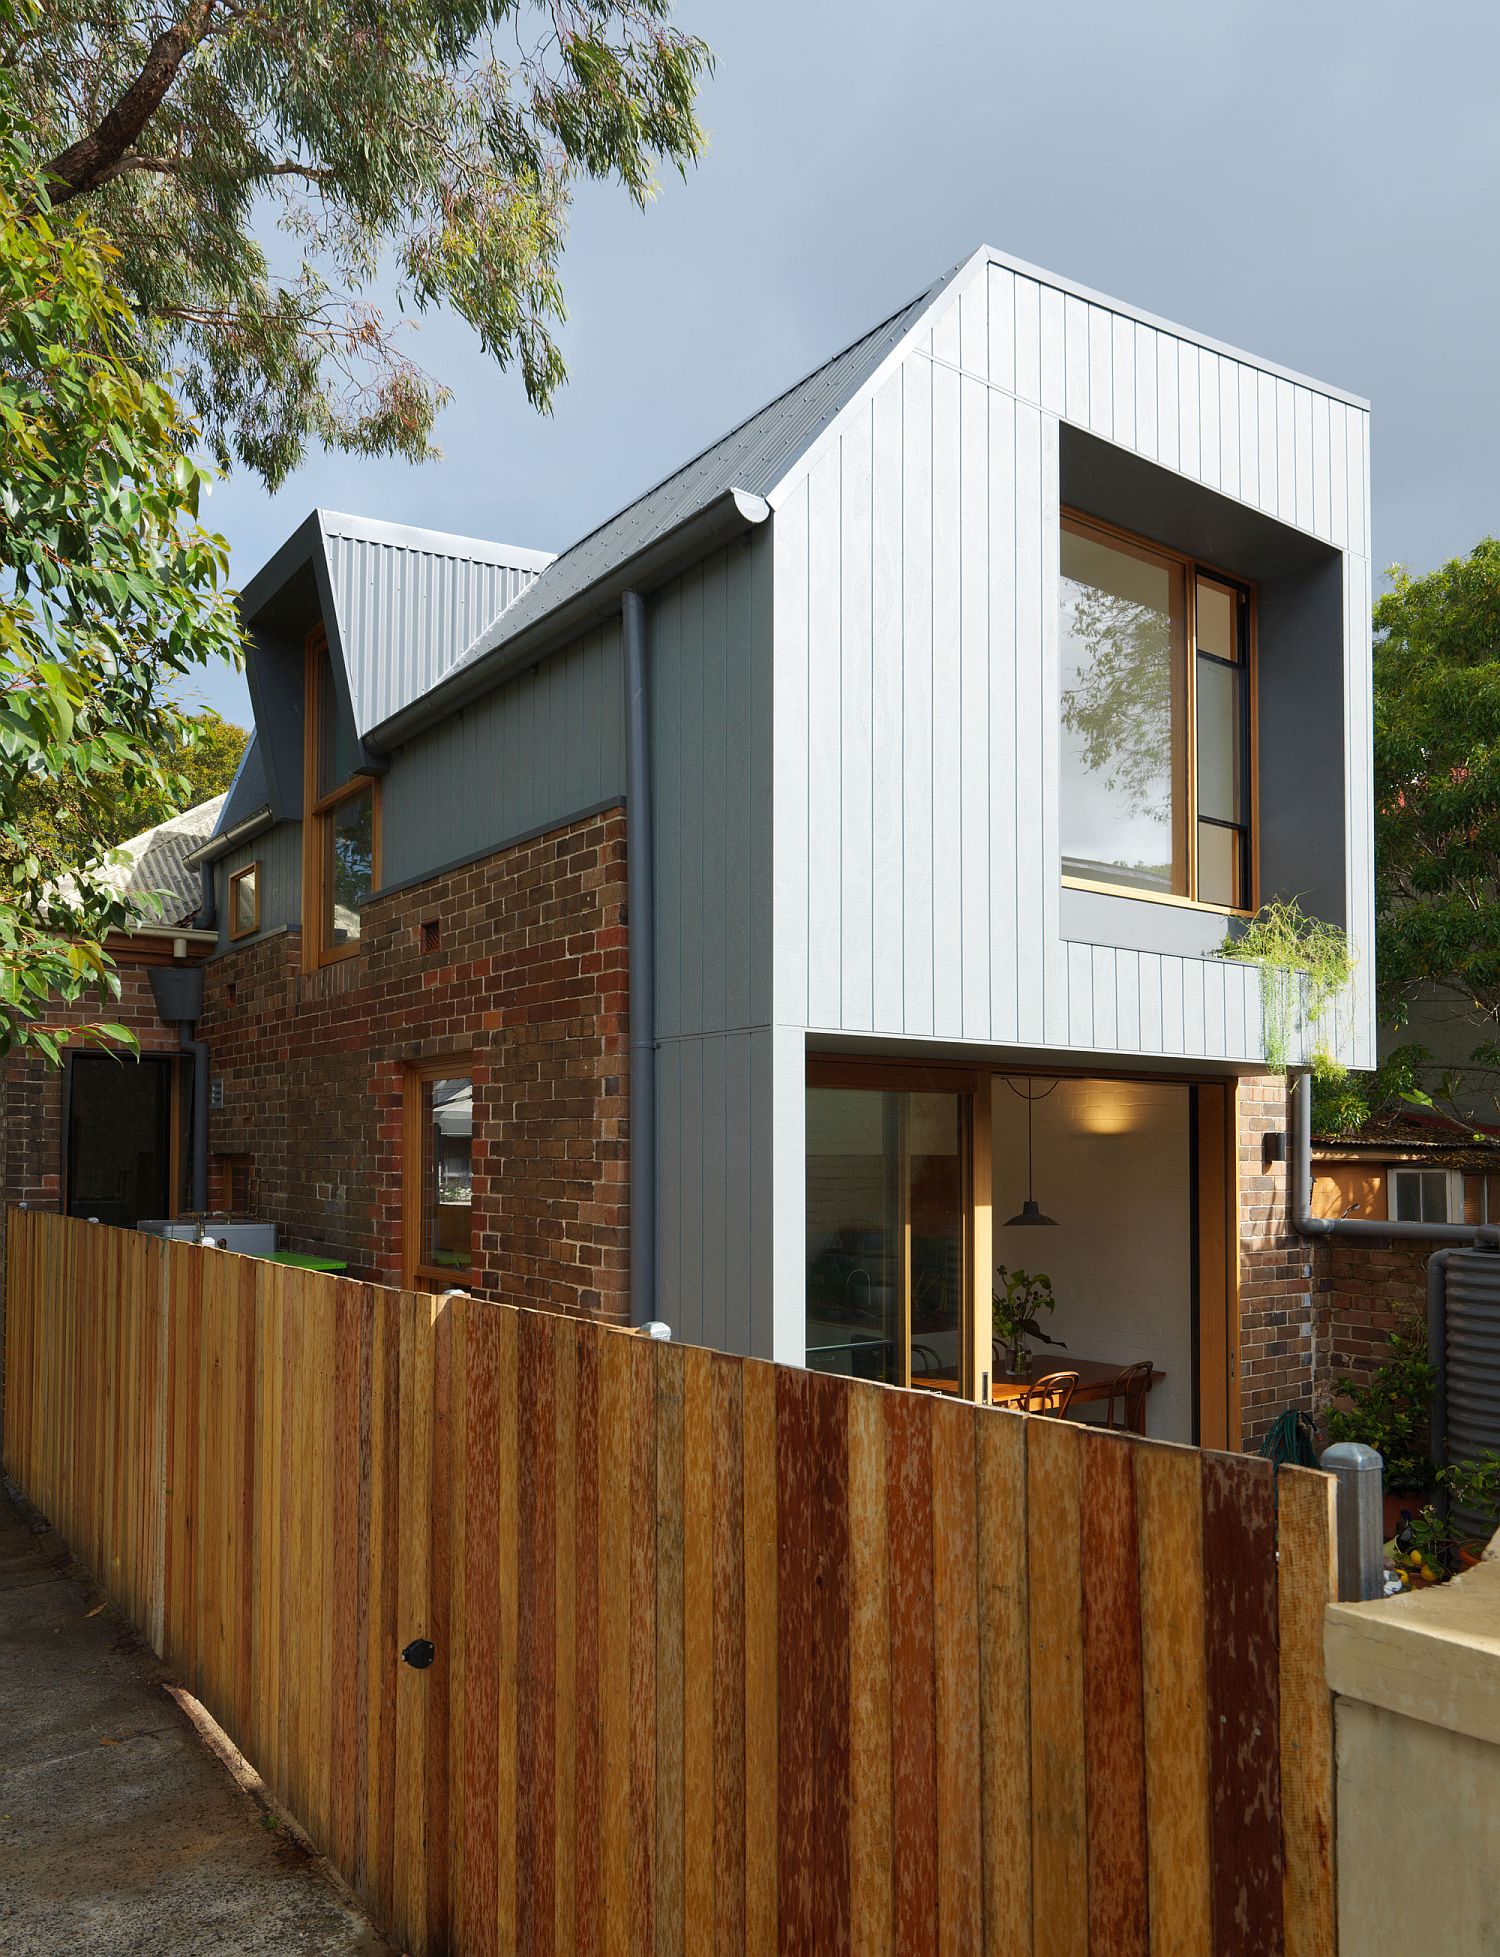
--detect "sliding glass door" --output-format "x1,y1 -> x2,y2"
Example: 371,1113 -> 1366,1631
805,1079 -> 972,1393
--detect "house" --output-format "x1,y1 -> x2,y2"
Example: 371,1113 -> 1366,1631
1,798 -> 223,1227
44,246 -> 1377,1450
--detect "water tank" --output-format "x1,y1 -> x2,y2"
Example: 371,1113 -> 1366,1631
137,1218 -> 278,1256
1441,1245 -> 1500,1540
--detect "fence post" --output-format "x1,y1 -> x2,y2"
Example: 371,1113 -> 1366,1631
1320,1441 -> 1384,1601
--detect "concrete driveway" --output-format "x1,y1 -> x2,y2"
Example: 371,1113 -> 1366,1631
0,1487 -> 399,1956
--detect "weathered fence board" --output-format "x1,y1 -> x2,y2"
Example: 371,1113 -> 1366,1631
3,1209 -> 1339,1957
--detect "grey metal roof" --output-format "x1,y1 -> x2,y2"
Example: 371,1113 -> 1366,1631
318,513 -> 554,736
448,271 -> 952,677
213,733 -> 267,837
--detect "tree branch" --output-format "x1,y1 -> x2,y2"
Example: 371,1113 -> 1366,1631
37,1 -> 222,208
87,150 -> 336,193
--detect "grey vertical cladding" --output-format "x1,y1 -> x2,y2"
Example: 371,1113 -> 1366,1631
215,822 -> 301,952
771,257 -> 1373,1068
650,533 -> 777,1357
378,626 -> 625,889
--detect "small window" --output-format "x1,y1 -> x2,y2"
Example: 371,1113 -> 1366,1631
404,1064 -> 473,1290
1059,513 -> 1253,911
1390,1168 -> 1457,1225
227,862 -> 260,940
303,626 -> 380,966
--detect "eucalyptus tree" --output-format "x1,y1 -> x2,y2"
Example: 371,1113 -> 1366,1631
9,0 -> 711,486
1,103 -> 241,1054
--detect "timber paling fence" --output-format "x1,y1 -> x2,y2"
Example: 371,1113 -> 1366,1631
3,1208 -> 1337,1956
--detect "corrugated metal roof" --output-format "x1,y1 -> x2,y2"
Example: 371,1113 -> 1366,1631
87,795 -> 225,925
317,513 -> 553,736
450,273 -> 949,675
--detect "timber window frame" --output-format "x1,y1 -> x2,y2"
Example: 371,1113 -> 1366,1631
226,861 -> 260,941
1059,509 -> 1257,915
301,624 -> 381,969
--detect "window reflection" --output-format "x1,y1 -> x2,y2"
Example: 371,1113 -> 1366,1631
423,1077 -> 473,1275
1059,522 -> 1186,896
327,783 -> 374,947
805,1087 -> 963,1390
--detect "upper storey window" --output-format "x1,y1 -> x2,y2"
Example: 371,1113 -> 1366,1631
1059,513 -> 1252,912
303,625 -> 379,966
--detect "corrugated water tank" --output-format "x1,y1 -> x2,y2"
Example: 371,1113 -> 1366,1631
1441,1244 -> 1500,1540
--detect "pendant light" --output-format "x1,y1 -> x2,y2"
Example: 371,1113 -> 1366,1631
1003,1078 -> 1058,1227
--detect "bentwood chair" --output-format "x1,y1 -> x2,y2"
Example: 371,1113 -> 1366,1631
1103,1359 -> 1155,1434
1014,1370 -> 1079,1416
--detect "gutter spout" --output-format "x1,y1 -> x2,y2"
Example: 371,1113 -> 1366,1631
1290,1071 -> 1500,1247
622,589 -> 655,1326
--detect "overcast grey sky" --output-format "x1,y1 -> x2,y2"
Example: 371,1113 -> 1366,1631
193,0 -> 1500,727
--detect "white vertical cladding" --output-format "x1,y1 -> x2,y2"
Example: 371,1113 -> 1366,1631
775,253 -> 1373,1072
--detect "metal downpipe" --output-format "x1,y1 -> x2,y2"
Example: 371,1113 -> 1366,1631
180,1022 -> 210,1216
622,589 -> 656,1326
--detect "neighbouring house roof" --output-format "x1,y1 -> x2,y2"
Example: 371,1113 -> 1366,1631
1314,1107 -> 1500,1172
61,795 -> 226,929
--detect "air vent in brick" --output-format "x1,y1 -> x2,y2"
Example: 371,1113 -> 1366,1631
420,918 -> 441,954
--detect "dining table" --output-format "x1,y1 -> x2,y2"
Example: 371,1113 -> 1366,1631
915,1354 -> 1164,1430
991,1356 -> 1164,1429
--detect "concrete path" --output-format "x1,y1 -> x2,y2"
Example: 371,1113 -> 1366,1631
0,1488 -> 399,1956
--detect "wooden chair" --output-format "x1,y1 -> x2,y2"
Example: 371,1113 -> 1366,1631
1103,1359 -> 1155,1433
1013,1370 -> 1079,1416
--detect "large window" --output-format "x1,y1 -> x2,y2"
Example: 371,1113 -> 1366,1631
1059,513 -> 1253,911
303,626 -> 379,965
404,1063 -> 474,1290
805,1074 -> 972,1393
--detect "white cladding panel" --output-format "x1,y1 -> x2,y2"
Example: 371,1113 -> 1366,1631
771,259 -> 1374,1069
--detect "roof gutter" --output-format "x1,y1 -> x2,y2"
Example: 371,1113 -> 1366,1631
363,487 -> 771,757
1291,1072 -> 1500,1245
184,805 -> 275,872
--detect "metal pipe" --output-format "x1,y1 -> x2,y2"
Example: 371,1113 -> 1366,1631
194,858 -> 215,932
622,588 -> 656,1326
1291,1072 -> 1500,1245
179,1022 -> 210,1215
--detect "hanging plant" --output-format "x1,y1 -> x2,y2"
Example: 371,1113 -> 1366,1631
1217,897 -> 1355,1075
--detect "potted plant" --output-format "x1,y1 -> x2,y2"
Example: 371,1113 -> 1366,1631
1320,1312 -> 1436,1535
992,1264 -> 1066,1374
1392,1451 -> 1500,1587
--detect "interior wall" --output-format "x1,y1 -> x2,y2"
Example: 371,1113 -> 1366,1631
992,1076 -> 1194,1441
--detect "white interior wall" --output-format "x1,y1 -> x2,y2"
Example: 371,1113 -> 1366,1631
991,1076 -> 1194,1441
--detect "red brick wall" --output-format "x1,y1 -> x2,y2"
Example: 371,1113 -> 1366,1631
1234,1074 -> 1436,1442
1235,1073 -> 1330,1444
201,806 -> 630,1321
1316,1239 -> 1430,1387
1,953 -> 188,1215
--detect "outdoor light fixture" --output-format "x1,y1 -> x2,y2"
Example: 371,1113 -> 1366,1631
1003,1078 -> 1059,1227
